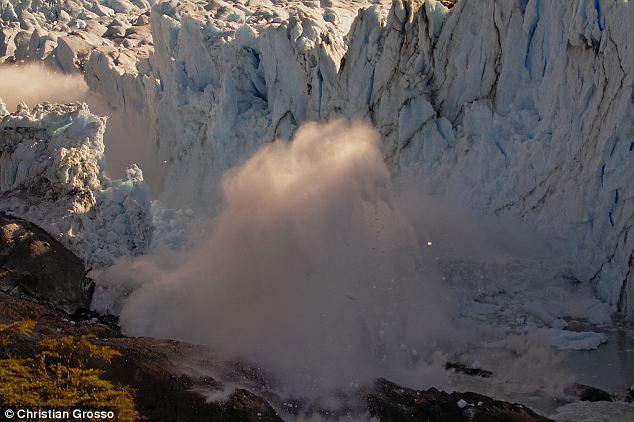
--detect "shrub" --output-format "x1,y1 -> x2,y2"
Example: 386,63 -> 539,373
0,321 -> 137,420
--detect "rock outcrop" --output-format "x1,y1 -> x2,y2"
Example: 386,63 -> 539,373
366,378 -> 553,422
0,289 -> 565,422
0,291 -> 283,421
0,213 -> 93,314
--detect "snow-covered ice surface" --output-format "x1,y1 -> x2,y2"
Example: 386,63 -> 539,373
0,101 -> 152,266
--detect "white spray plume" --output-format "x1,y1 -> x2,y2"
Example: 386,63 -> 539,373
104,120 -> 456,396
0,63 -> 89,110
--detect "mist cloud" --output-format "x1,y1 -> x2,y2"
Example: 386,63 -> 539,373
86,94 -> 166,195
0,63 -> 89,110
100,120 -> 456,396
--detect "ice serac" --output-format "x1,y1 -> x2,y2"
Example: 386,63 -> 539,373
0,0 -> 154,72
0,102 -> 152,267
329,0 -> 634,319
81,0 -> 387,205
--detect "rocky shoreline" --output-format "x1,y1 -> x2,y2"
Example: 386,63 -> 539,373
0,287 -> 558,421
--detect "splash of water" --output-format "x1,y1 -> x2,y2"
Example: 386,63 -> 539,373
102,120 -> 455,396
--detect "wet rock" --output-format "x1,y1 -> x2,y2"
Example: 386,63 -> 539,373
564,383 -> 613,402
223,389 -> 281,422
445,361 -> 493,378
0,213 -> 94,314
366,378 -> 553,422
102,339 -> 283,422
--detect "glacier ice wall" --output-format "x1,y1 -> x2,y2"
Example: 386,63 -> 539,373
0,102 -> 153,266
2,0 -> 632,319
161,0 -> 631,320
334,0 -> 634,320
92,0 -> 632,319
105,0 -> 368,205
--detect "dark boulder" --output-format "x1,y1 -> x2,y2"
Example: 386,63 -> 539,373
0,213 -> 93,314
366,378 -> 553,422
223,389 -> 282,422
564,383 -> 613,402
445,361 -> 493,378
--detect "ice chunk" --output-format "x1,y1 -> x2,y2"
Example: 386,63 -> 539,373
546,329 -> 608,351
0,102 -> 152,267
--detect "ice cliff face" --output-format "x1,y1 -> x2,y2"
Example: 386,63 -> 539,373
0,101 -> 152,266
85,0 -> 391,204
332,0 -> 633,320
1,0 -> 633,320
